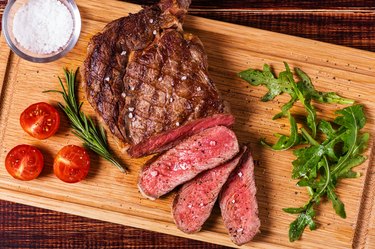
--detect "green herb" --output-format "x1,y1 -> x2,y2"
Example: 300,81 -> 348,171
239,63 -> 354,138
285,106 -> 368,241
45,68 -> 127,173
261,111 -> 301,151
239,63 -> 368,242
284,203 -> 316,242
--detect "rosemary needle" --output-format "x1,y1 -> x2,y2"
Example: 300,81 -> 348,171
45,68 -> 127,173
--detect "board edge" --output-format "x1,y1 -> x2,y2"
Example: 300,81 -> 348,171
353,140 -> 375,248
0,187 -> 294,249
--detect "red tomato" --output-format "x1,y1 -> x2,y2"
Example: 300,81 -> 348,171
53,145 -> 90,183
5,144 -> 44,181
20,102 -> 60,140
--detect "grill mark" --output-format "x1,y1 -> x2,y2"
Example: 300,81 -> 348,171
82,0 -> 223,146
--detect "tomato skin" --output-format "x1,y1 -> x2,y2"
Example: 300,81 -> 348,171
5,144 -> 44,181
53,145 -> 90,183
20,102 -> 60,140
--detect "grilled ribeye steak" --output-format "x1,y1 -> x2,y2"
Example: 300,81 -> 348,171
138,126 -> 239,200
172,147 -> 245,234
82,0 -> 225,146
128,114 -> 234,158
219,148 -> 260,245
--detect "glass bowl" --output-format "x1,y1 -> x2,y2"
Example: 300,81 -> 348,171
1,0 -> 81,63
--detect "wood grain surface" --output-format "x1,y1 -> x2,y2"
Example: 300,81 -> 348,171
0,0 -> 374,248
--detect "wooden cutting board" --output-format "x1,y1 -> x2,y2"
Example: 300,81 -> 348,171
0,0 -> 374,248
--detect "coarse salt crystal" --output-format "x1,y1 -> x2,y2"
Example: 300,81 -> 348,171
121,51 -> 127,56
170,97 -> 174,103
196,86 -> 201,91
128,107 -> 135,112
209,140 -> 217,146
179,162 -> 187,170
13,0 -> 74,54
175,122 -> 180,126
150,171 -> 158,177
232,199 -> 235,204
104,77 -> 110,82
121,92 -> 126,98
128,112 -> 133,118
188,204 -> 192,208
158,77 -> 163,81
173,162 -> 187,171
181,76 -> 187,80
153,30 -> 157,35
238,172 -> 243,178
199,203 -> 204,207
149,19 -> 154,24
237,228 -> 243,233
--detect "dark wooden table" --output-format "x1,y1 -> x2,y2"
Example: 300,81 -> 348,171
0,0 -> 374,248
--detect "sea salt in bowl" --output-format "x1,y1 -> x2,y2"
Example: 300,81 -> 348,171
2,0 -> 81,63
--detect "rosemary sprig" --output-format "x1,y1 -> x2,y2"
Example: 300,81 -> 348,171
45,68 -> 127,173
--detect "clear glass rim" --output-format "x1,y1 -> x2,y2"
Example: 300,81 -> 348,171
1,0 -> 81,63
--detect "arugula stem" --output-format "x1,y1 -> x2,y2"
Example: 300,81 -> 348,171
331,130 -> 357,175
313,156 -> 330,201
306,186 -> 314,197
300,128 -> 319,146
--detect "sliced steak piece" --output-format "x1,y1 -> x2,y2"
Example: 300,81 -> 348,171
172,147 -> 245,233
138,126 -> 239,200
82,0 -> 224,147
219,148 -> 260,246
128,114 -> 234,158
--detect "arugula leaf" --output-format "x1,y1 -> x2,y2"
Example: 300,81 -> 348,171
238,64 -> 293,101
318,120 -> 336,139
292,145 -> 323,179
339,170 -> 360,179
336,155 -> 366,178
239,63 -> 369,242
304,101 -> 318,138
288,204 -> 316,242
286,106 -> 368,241
261,112 -> 301,151
327,185 -> 346,218
334,105 -> 366,129
283,206 -> 307,214
273,96 -> 297,120
295,68 -> 354,105
285,64 -> 318,138
240,63 -> 320,136
331,105 -> 367,175
353,133 -> 370,156
240,63 -> 355,139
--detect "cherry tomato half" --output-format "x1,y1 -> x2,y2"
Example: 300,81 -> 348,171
20,102 -> 60,140
5,144 -> 44,181
53,145 -> 90,183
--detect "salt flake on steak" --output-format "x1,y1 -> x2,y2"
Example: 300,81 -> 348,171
138,126 -> 239,200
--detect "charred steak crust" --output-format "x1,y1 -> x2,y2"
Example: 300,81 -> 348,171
138,126 -> 239,200
172,147 -> 245,234
82,0 -> 224,146
219,148 -> 260,245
